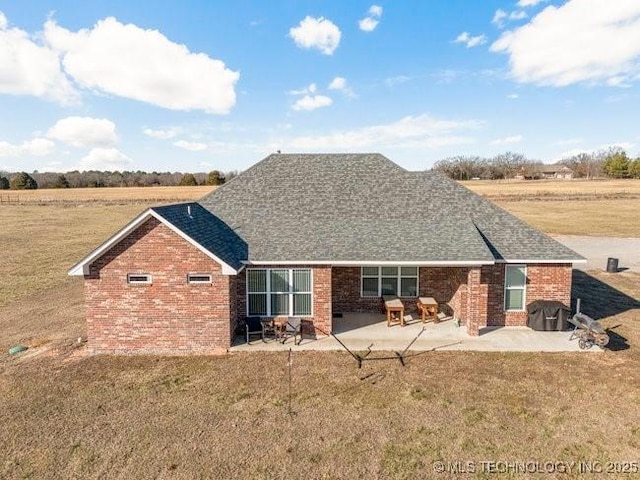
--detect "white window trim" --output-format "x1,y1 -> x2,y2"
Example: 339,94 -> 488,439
187,273 -> 213,284
127,273 -> 152,285
246,268 -> 313,317
504,264 -> 527,312
360,266 -> 419,298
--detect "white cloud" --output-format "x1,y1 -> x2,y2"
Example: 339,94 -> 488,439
493,9 -> 528,28
358,18 -> 378,32
328,76 -> 356,98
604,92 -> 635,103
289,83 -> 317,95
359,5 -> 383,32
369,5 -> 383,17
385,75 -> 411,87
0,11 -> 78,104
289,16 -> 341,55
292,94 -> 333,111
433,69 -> 462,84
286,114 -> 482,150
78,147 -> 132,170
454,32 -> 487,48
490,134 -> 523,145
518,0 -> 544,7
554,137 -> 584,146
47,116 -> 117,148
143,127 -> 181,139
493,9 -> 508,26
328,77 -> 346,90
491,0 -> 640,87
606,76 -> 631,88
507,93 -> 519,99
44,16 -> 239,113
37,160 -> 65,172
289,82 -> 335,110
173,140 -> 207,151
0,138 -> 55,157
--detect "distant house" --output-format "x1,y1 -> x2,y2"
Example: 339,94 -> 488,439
539,165 -> 574,180
69,154 -> 583,355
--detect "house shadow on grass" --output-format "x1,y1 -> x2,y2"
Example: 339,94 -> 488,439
571,270 -> 639,351
571,270 -> 640,318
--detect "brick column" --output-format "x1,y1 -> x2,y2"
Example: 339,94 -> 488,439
313,266 -> 332,334
466,267 -> 488,336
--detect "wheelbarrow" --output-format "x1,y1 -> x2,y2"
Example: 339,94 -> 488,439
568,313 -> 609,350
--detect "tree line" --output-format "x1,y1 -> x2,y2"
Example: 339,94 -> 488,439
432,148 -> 640,180
0,169 -> 238,190
3,148 -> 640,190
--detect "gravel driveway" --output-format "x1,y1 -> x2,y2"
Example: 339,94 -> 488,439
553,235 -> 640,272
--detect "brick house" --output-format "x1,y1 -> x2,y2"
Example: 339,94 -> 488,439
539,165 -> 574,179
69,153 -> 583,354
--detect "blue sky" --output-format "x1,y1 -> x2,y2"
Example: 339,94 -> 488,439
0,0 -> 639,173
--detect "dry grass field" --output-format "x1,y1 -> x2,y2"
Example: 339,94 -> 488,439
0,185 -> 215,203
461,179 -> 640,237
0,181 -> 638,479
495,199 -> 640,237
461,178 -> 640,199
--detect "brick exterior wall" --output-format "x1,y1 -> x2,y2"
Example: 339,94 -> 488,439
330,264 -> 573,336
332,267 -> 384,313
84,217 -> 234,355
235,265 -> 332,335
82,214 -> 572,351
332,266 -> 471,318
484,263 -> 572,329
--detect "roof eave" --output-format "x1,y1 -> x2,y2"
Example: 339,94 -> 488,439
495,258 -> 586,264
243,259 -> 495,267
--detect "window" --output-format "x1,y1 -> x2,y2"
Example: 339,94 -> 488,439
187,273 -> 212,284
127,273 -> 152,284
247,268 -> 312,316
504,265 -> 526,311
361,266 -> 418,297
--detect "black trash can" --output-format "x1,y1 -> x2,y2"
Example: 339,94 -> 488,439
606,257 -> 619,273
526,300 -> 571,331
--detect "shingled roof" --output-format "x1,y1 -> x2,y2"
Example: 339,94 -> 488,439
198,153 -> 583,264
151,202 -> 246,271
68,202 -> 246,276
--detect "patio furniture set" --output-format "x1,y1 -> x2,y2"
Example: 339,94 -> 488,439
245,316 -> 303,345
384,296 -> 440,327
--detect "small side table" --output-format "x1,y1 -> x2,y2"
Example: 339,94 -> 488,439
417,297 -> 439,323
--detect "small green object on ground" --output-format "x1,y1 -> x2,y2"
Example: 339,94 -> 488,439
8,345 -> 28,356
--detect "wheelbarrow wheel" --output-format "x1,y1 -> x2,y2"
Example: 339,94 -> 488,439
578,338 -> 591,350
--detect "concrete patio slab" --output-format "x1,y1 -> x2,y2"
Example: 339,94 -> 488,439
553,235 -> 640,272
230,313 -> 599,353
